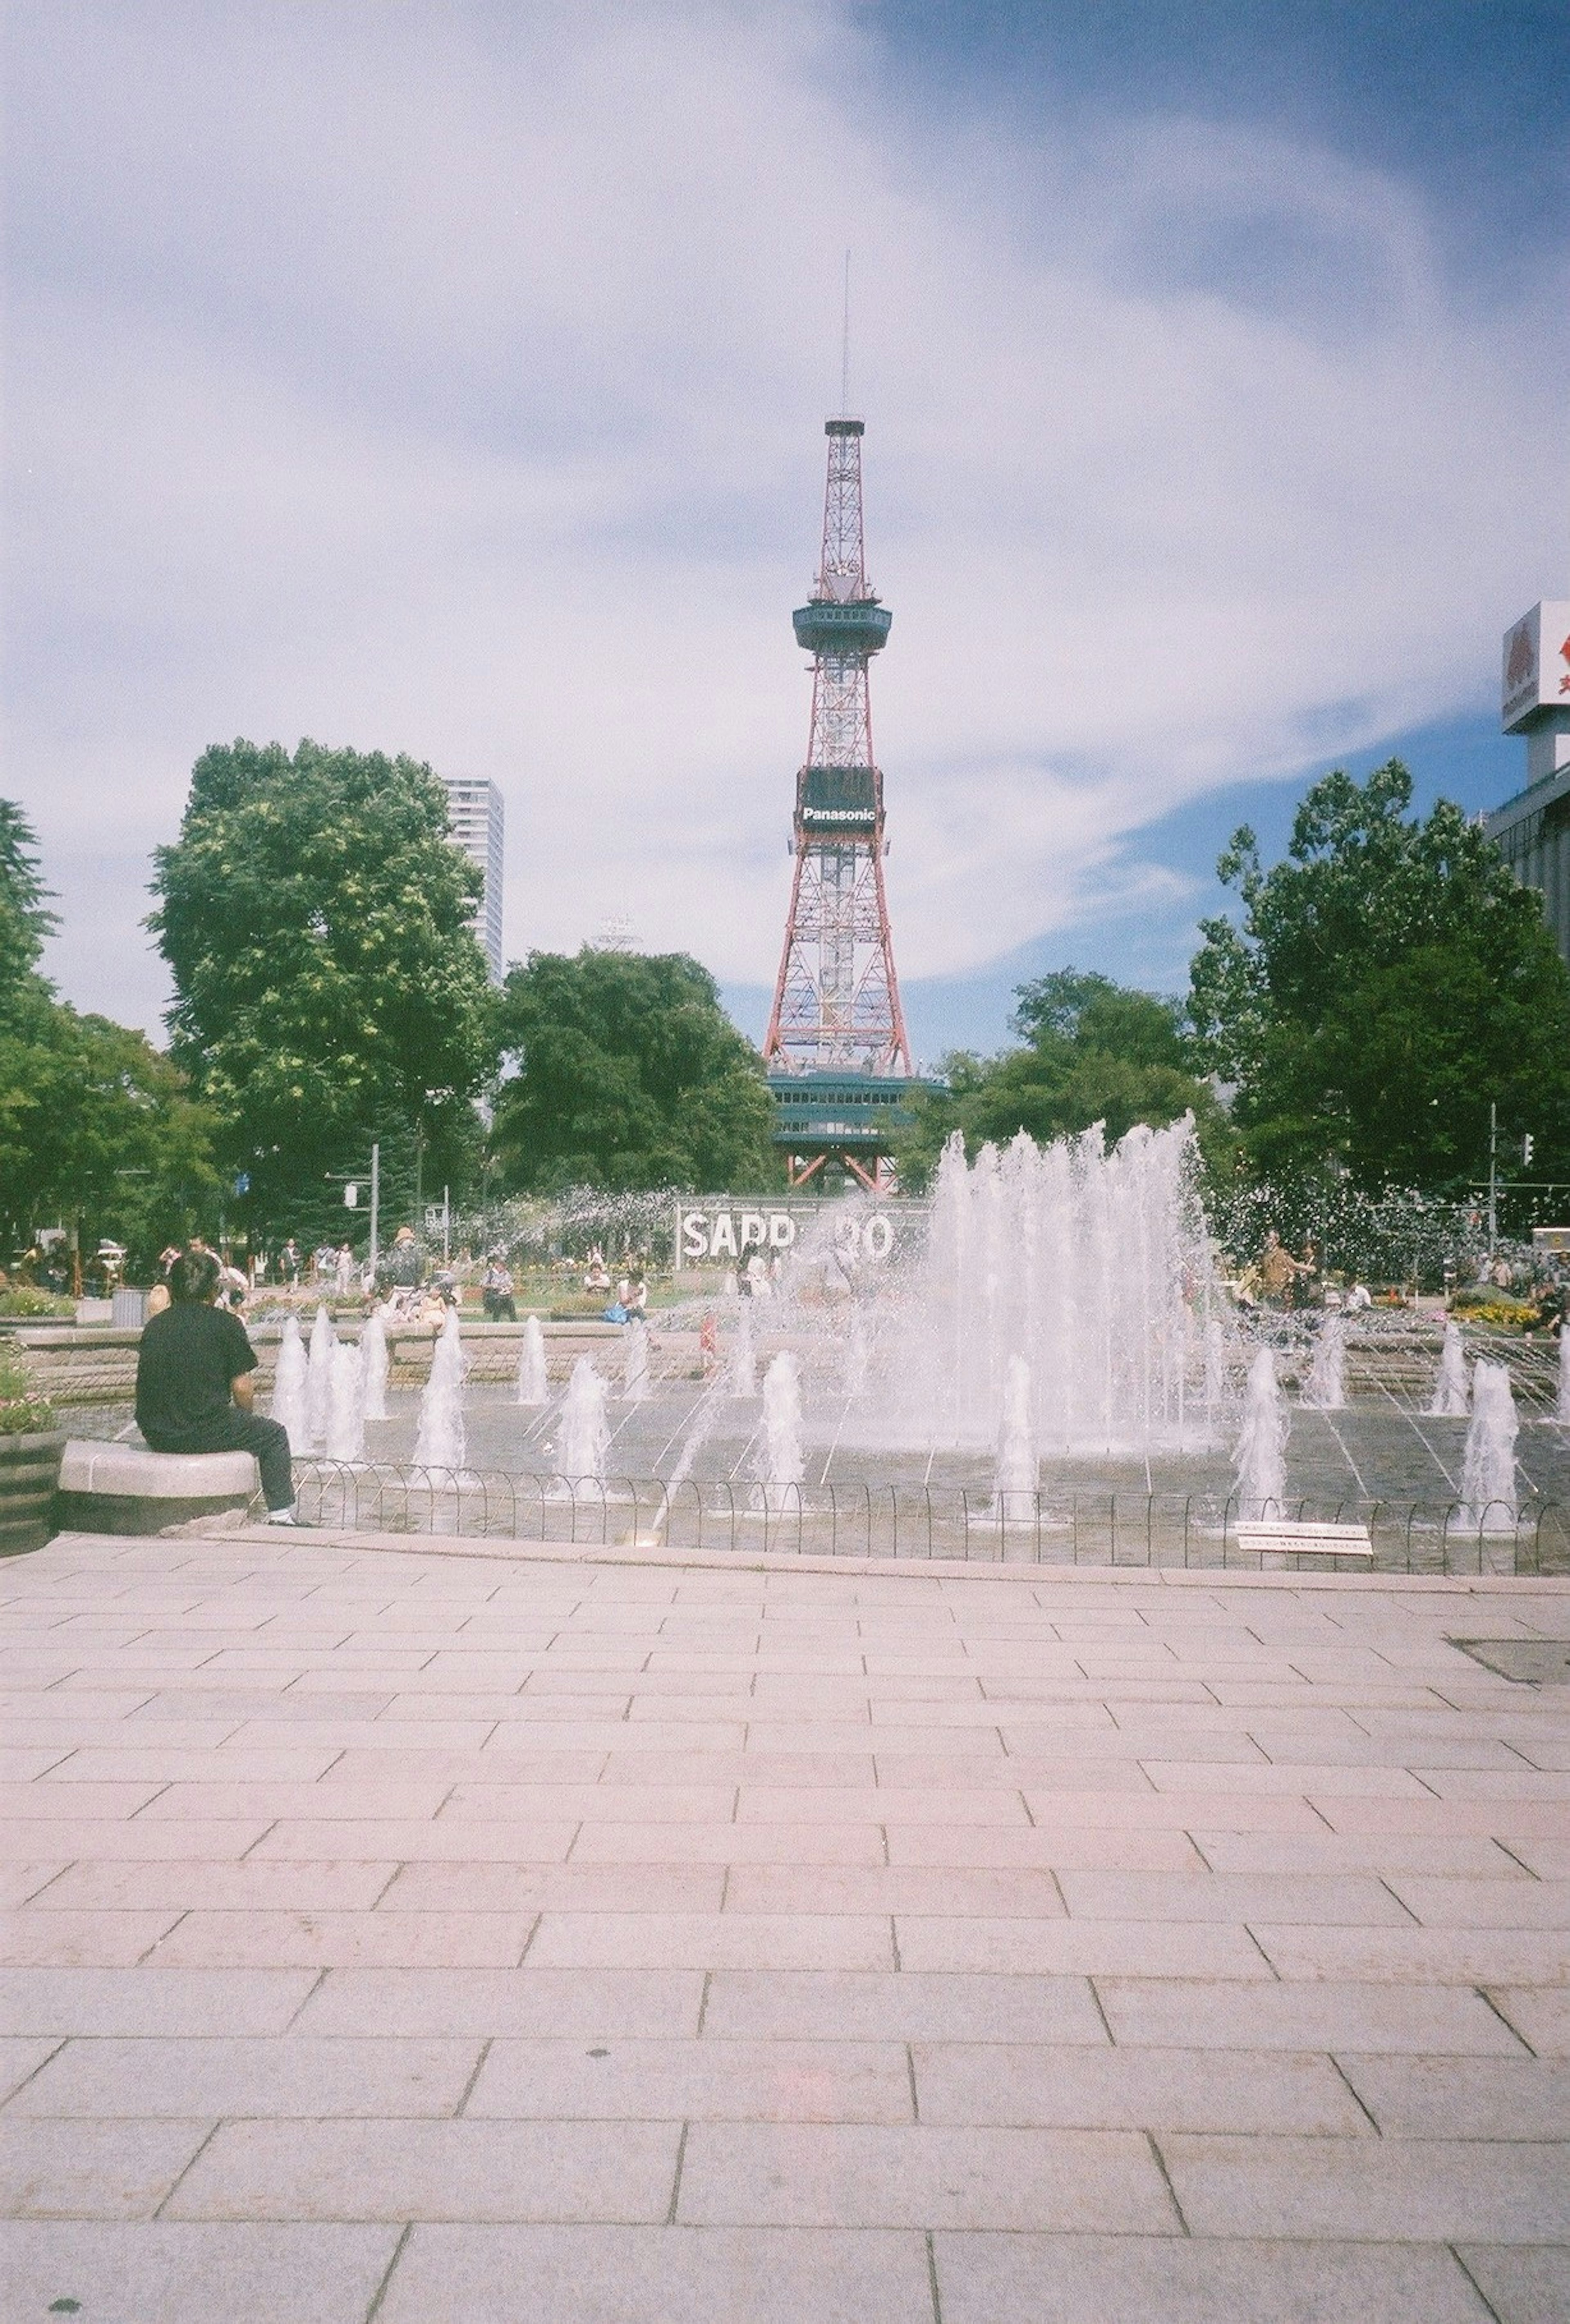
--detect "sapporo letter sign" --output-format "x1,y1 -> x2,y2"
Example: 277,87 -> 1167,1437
672,1200 -> 922,1271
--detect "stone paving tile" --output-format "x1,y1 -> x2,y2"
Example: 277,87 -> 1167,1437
736,1785 -> 1031,1825
0,1907 -> 185,1966
0,1779 -> 168,1819
525,1910 -> 896,1971
0,1818 -> 278,1861
0,2035 -> 60,2104
1454,2244 -> 1570,2324
7,2034 -> 485,2118
40,1744 -> 348,1783
894,1916 -> 1273,1978
0,2220 -> 401,2324
1056,1869 -> 1410,1923
1338,2055 -> 1570,2138
1386,1876 -> 1570,1927
0,1966 -> 319,2035
165,2116 -> 682,2222
38,1858 -> 401,1912
249,1817 -> 580,1861
702,1970 -> 1107,2044
1251,1925 -> 1570,1985
569,1820 -> 888,1864
382,1861 -> 728,1913
1163,2131 -> 1570,2243
467,2036 -> 913,2122
1096,1977 -> 1528,2053
1192,1830 -> 1535,1877
374,2223 -> 938,2324
886,1824 -> 1204,1869
676,2120 -> 1178,2230
724,1865 -> 1067,1917
932,2230 -> 1494,2322
912,2041 -> 1368,2133
0,2116 -> 212,2218
142,1907 -> 541,1968
1486,1989 -> 1570,2056
297,1965 -> 705,2038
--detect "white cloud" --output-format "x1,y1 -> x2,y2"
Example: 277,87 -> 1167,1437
5,0 -> 1568,1026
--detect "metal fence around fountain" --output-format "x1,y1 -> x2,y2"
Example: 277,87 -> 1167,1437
288,1459 -> 1569,1575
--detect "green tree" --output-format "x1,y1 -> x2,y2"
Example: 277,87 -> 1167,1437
150,740 -> 495,1233
0,801 -> 217,1268
492,947 -> 778,1192
1188,760 -> 1570,1190
896,968 -> 1227,1190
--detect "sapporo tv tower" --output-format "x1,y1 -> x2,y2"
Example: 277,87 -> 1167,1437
763,361 -> 920,1188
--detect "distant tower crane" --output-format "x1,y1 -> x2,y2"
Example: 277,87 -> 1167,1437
763,410 -> 918,1188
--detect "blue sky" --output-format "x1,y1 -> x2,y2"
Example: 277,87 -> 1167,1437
4,2 -> 1568,1056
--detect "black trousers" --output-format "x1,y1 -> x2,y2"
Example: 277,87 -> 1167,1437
142,1409 -> 295,1511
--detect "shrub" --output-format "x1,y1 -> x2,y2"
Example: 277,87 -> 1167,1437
0,1347 -> 56,1435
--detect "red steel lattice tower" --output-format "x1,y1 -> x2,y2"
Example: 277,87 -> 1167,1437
764,417 -> 912,1077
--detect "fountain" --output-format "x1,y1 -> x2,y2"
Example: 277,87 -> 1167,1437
885,1119 -> 1216,1454
754,1350 -> 804,1515
1303,1311 -> 1347,1410
554,1356 -> 609,1492
623,1317 -> 650,1403
360,1308 -> 390,1423
413,1310 -> 467,1473
1202,1314 -> 1227,1435
1234,1347 -> 1287,1518
306,1304 -> 335,1450
730,1303 -> 757,1398
516,1315 -> 548,1406
325,1336 -> 366,1463
1558,1328 -> 1570,1425
991,1353 -> 1038,1520
842,1304 -> 871,1399
271,1314 -> 310,1454
1457,1359 -> 1519,1535
1428,1320 -> 1470,1417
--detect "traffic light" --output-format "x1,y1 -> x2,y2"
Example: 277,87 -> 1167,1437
1523,1134 -> 1535,1168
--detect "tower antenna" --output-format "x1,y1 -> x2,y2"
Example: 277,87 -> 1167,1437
840,249 -> 851,417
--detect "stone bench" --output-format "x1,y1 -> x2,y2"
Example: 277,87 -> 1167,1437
56,1441 -> 260,1535
1235,1519 -> 1375,1564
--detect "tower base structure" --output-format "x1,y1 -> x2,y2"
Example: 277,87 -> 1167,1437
768,1069 -> 933,1192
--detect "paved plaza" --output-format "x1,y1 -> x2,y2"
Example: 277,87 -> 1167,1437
2,1526 -> 1569,2322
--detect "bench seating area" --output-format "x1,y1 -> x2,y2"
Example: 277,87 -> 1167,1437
1235,1519 -> 1375,1563
56,1441 -> 260,1536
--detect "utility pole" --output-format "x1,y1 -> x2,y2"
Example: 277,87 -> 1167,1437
442,1186 -> 451,1267
1487,1100 -> 1498,1256
368,1143 -> 380,1280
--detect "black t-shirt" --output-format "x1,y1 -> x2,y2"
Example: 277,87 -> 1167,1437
135,1302 -> 258,1441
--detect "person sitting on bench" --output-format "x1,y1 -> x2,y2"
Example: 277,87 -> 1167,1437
135,1247 -> 297,1524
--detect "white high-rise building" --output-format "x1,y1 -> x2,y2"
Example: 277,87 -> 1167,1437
1488,603 -> 1570,967
442,776 -> 505,984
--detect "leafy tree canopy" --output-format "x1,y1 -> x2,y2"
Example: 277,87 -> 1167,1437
1188,760 -> 1570,1190
492,947 -> 778,1194
150,739 -> 495,1228
896,968 -> 1227,1190
0,801 -> 216,1266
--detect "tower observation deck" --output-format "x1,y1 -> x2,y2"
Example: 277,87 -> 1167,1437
764,416 -> 917,1189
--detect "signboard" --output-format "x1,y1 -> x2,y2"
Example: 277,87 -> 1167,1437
1502,602 -> 1570,733
673,1199 -> 924,1273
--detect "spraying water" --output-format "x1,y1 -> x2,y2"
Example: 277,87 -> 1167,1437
413,1310 -> 467,1472
623,1317 -> 650,1403
360,1309 -> 390,1422
1558,1328 -> 1570,1425
888,1119 -> 1217,1454
555,1356 -> 609,1491
516,1315 -> 549,1406
271,1315 -> 310,1454
843,1304 -> 871,1399
1458,1359 -> 1519,1535
1203,1316 -> 1227,1434
1428,1320 -> 1470,1418
1234,1347 -> 1287,1519
325,1336 -> 366,1463
991,1353 -> 1038,1520
306,1304 -> 335,1450
1303,1311 -> 1347,1410
730,1303 -> 757,1398
754,1351 -> 805,1515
